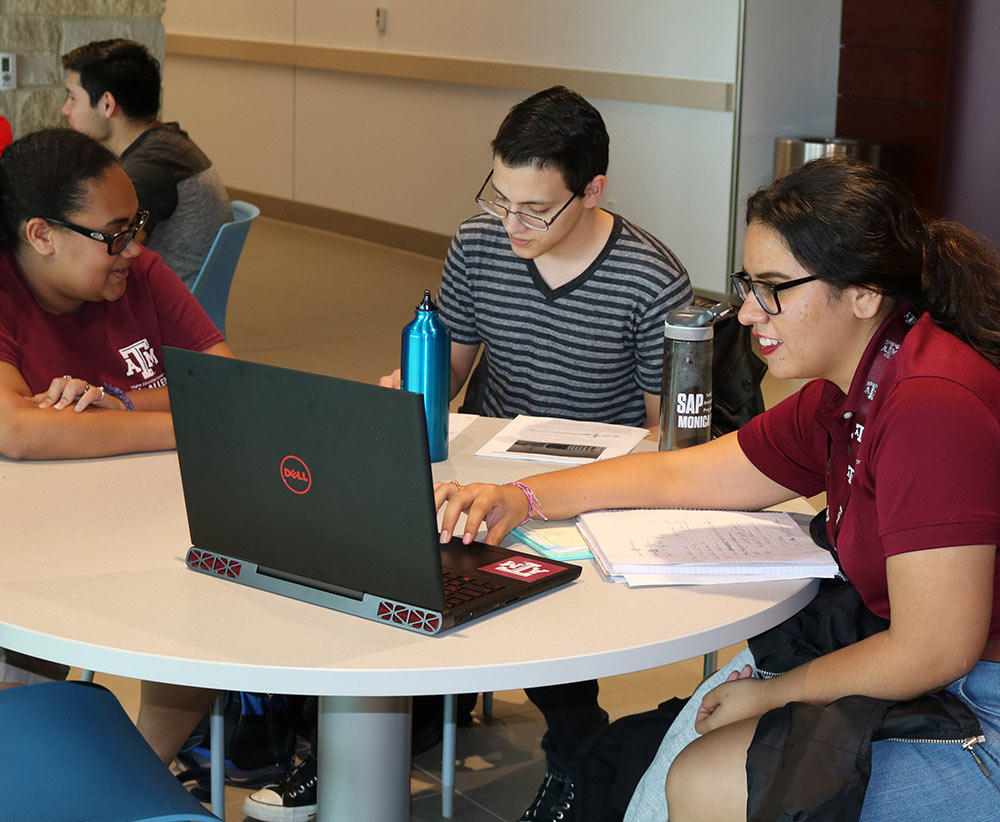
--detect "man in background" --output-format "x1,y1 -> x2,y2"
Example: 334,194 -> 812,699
61,39 -> 232,289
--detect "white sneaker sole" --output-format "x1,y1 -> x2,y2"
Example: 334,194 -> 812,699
242,792 -> 317,822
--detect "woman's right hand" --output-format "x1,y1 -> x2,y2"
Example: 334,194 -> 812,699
434,481 -> 530,546
31,375 -> 125,412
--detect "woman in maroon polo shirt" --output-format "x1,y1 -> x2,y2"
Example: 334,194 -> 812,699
435,157 -> 1000,821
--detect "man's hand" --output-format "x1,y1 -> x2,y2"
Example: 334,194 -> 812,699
378,368 -> 402,389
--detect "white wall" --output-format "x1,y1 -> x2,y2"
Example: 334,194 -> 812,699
161,1 -> 839,293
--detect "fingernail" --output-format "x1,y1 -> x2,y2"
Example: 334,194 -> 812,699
463,532 -> 473,544
439,529 -> 450,544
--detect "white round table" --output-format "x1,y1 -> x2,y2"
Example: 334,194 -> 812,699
0,418 -> 817,821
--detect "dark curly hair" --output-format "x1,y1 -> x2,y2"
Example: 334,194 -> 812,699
747,156 -> 1000,367
0,128 -> 119,248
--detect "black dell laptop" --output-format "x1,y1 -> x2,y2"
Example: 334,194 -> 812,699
163,348 -> 581,634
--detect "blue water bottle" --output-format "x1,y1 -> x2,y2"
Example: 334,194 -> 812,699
401,290 -> 450,462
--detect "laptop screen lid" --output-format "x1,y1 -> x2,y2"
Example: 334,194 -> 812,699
163,347 -> 446,611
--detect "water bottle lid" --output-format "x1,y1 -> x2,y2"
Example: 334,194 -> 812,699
664,306 -> 714,341
416,289 -> 437,311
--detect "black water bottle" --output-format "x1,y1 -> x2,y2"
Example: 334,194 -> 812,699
658,302 -> 732,451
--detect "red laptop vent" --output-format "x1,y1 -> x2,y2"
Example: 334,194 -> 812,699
187,549 -> 242,579
374,601 -> 441,633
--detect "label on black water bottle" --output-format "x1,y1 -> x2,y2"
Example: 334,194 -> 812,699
674,392 -> 712,430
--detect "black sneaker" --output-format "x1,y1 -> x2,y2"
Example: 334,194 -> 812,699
242,755 -> 317,822
518,771 -> 575,821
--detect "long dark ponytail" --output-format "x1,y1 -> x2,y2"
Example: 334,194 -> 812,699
747,156 -> 1000,368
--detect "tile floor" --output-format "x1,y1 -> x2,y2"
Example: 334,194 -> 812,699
82,216 -> 810,821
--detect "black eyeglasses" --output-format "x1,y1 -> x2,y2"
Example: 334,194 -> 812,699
730,270 -> 818,315
475,171 -> 579,231
43,209 -> 149,255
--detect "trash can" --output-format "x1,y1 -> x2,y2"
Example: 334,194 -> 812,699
774,137 -> 880,179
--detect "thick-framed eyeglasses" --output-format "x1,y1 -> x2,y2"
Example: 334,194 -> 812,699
475,170 -> 579,231
730,270 -> 818,315
43,209 -> 149,255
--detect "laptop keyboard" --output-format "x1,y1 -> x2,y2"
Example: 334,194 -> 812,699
442,571 -> 503,610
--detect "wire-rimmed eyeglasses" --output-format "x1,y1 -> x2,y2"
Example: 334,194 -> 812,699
43,209 -> 149,256
730,270 -> 818,315
475,170 -> 579,231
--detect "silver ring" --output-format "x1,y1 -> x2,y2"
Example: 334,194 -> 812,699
98,386 -> 105,402
62,374 -> 72,380
83,383 -> 90,394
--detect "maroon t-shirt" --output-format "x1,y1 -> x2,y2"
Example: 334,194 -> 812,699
738,308 -> 1000,638
0,246 -> 223,394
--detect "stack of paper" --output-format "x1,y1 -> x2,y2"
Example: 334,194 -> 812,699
576,508 -> 839,587
475,415 -> 649,464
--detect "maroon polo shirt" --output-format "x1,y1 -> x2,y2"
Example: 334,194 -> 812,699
739,307 -> 1000,638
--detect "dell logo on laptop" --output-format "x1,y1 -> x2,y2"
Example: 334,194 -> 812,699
280,455 -> 312,494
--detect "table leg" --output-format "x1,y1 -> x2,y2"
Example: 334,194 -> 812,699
317,695 -> 412,822
211,693 -> 226,820
703,651 -> 718,678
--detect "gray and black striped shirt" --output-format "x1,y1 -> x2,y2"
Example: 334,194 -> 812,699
439,213 -> 692,426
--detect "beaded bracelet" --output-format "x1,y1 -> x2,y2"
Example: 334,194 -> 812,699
103,383 -> 136,411
504,481 -> 548,526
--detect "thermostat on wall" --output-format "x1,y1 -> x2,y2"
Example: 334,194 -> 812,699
0,52 -> 16,90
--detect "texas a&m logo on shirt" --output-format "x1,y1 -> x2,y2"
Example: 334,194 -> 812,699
119,338 -> 159,380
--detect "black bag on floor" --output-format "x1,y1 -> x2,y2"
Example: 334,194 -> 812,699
571,697 -> 688,822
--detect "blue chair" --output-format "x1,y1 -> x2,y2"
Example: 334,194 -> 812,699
0,680 -> 221,822
189,200 -> 261,337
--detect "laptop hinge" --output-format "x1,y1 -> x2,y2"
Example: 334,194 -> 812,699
255,564 -> 364,601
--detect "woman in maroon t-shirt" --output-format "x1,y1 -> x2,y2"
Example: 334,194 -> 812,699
0,127 -> 231,460
0,128 -> 230,770
436,158 -> 1000,821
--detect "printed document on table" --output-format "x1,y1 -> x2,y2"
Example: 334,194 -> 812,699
577,508 -> 839,580
475,415 -> 649,464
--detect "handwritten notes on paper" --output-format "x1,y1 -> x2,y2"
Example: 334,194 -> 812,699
576,509 -> 839,586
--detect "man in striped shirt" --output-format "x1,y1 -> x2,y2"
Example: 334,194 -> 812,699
440,86 -> 692,433
443,87 -> 692,822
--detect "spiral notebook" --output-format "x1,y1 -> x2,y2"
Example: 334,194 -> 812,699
577,508 -> 838,585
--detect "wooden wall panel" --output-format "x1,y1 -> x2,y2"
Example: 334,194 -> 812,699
836,0 -> 954,212
836,97 -> 944,155
838,48 -> 948,103
841,0 -> 953,50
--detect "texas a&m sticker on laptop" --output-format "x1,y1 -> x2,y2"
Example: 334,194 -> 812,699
478,556 -> 565,581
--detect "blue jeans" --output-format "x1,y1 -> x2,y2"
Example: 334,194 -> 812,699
861,660 -> 1000,820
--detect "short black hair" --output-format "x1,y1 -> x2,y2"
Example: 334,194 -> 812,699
61,39 -> 160,121
0,128 -> 119,248
491,86 -> 609,194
